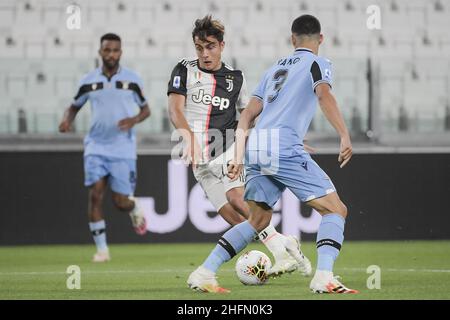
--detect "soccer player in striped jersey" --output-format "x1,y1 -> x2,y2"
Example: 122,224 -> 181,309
59,33 -> 150,262
193,15 -> 358,294
168,16 -> 312,292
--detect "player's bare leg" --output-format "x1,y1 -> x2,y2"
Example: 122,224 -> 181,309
88,178 -> 110,262
217,203 -> 246,225
112,192 -> 134,211
306,192 -> 358,293
112,192 -> 147,235
247,200 -> 272,231
88,178 -> 107,222
227,188 -> 311,277
306,192 -> 348,219
225,187 -> 249,219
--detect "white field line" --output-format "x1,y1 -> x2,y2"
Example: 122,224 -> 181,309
340,267 -> 450,273
0,267 -> 449,276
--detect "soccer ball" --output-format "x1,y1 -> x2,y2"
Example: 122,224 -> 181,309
235,250 -> 272,285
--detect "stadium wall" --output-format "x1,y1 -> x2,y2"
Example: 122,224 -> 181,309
1,152 -> 449,245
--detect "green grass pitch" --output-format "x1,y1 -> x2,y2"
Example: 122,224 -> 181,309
0,241 -> 449,299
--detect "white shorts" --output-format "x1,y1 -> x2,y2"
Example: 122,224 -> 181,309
193,144 -> 245,211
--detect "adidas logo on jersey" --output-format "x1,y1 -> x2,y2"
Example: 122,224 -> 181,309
192,89 -> 230,110
192,81 -> 202,88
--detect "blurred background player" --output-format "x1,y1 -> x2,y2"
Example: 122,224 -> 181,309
189,14 -> 358,294
167,15 -> 311,287
59,33 -> 151,262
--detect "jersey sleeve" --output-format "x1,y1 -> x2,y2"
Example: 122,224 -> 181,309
236,73 -> 250,110
252,70 -> 270,101
72,77 -> 90,108
311,57 -> 332,91
167,62 -> 188,96
131,75 -> 148,108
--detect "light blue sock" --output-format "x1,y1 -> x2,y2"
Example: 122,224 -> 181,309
316,213 -> 345,272
89,220 -> 108,251
203,221 -> 256,273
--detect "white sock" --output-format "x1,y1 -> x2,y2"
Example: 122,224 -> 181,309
89,220 -> 108,252
314,269 -> 333,279
128,196 -> 141,216
258,224 -> 290,262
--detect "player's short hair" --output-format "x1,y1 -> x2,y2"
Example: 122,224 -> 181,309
291,15 -> 321,37
100,33 -> 121,45
192,15 -> 225,43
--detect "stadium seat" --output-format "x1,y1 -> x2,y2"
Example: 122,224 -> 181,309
133,2 -> 156,28
0,104 -> 20,134
85,4 -> 110,29
15,1 -> 42,27
27,72 -> 54,100
54,75 -> 78,100
225,1 -> 250,28
6,73 -> 28,99
69,35 -> 96,59
41,1 -> 64,28
24,40 -> 45,59
109,1 -> 136,26
178,0 -> 211,26
0,1 -> 16,28
0,36 -> 25,58
152,0 -> 181,28
44,36 -> 72,58
272,1 -> 298,25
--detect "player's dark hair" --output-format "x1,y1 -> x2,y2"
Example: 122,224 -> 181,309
192,15 -> 225,42
291,15 -> 321,37
100,33 -> 121,44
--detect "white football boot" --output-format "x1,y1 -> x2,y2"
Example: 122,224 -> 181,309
268,252 -> 299,278
284,235 -> 313,276
187,266 -> 230,293
129,196 -> 147,235
92,249 -> 110,263
268,236 -> 312,277
310,270 -> 359,294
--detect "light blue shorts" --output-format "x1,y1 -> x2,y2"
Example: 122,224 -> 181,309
84,155 -> 136,196
244,150 -> 335,208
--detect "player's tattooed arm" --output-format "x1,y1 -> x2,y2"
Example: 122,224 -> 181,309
59,105 -> 80,133
118,104 -> 151,130
315,83 -> 352,168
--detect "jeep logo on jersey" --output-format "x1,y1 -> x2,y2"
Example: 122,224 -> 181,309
192,89 -> 230,110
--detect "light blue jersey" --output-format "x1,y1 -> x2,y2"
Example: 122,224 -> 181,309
73,66 -> 147,160
244,48 -> 336,207
248,48 -> 332,156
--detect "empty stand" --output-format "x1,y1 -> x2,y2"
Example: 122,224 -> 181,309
0,0 -> 448,135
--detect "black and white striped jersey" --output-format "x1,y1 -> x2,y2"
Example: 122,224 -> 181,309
168,58 -> 249,161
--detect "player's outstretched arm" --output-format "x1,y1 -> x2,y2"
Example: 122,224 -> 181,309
138,104 -> 151,121
315,83 -> 352,168
168,93 -> 202,168
118,104 -> 151,130
59,105 -> 79,133
228,97 -> 263,180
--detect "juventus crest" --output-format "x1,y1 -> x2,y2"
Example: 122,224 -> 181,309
226,79 -> 233,92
